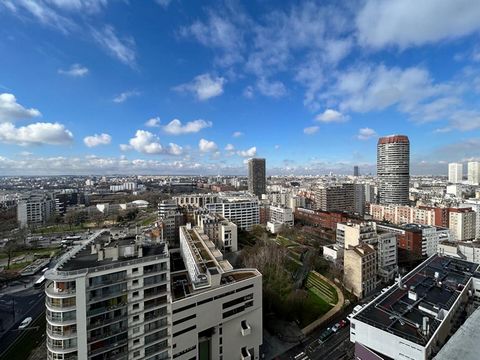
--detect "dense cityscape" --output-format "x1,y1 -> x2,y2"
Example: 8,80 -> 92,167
2,1 -> 480,360
0,134 -> 479,360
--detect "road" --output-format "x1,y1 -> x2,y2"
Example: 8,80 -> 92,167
0,288 -> 45,357
277,304 -> 355,360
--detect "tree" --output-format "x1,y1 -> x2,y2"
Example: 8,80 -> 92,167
1,240 -> 19,270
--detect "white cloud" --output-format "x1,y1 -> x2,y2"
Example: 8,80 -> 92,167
237,146 -> 257,157
0,122 -> 73,145
83,133 -> 111,147
237,146 -> 257,158
174,74 -> 225,101
232,131 -> 243,138
356,0 -> 480,49
256,77 -> 287,98
199,138 -> 218,152
58,63 -> 89,77
243,86 -> 254,98
224,144 -> 235,151
163,119 -> 212,135
113,90 -> 140,103
46,0 -> 108,13
0,93 -> 41,122
145,117 -> 161,127
180,7 -> 245,67
303,126 -> 319,135
274,144 -> 280,150
91,25 -> 136,67
124,130 -> 182,155
315,109 -> 349,123
357,127 -> 377,140
155,0 -> 172,8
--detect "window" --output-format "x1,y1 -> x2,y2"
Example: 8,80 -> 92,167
133,350 -> 140,357
133,279 -> 139,286
133,291 -> 139,298
133,326 -> 140,334
133,315 -> 140,322
133,267 -> 139,273
133,303 -> 140,310
133,339 -> 140,345
219,346 -> 223,354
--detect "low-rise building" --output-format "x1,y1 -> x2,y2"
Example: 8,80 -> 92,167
350,254 -> 480,360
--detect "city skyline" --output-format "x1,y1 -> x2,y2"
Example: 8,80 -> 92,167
1,1 -> 480,176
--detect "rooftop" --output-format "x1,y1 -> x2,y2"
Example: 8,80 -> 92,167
354,254 -> 479,346
54,231 -> 167,273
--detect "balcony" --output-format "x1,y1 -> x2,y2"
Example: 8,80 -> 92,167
87,302 -> 127,317
241,347 -> 252,360
241,320 -> 251,336
46,282 -> 76,297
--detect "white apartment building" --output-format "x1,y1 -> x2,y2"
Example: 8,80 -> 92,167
449,208 -> 476,241
438,241 -> 480,264
460,199 -> 480,239
337,222 -> 397,283
173,225 -> 262,360
448,162 -> 463,183
196,212 -> 238,252
350,255 -> 480,360
204,193 -> 260,231
268,205 -> 294,227
467,161 -> 480,185
369,204 -> 435,226
45,230 -> 172,360
17,192 -> 56,228
45,226 -> 263,360
174,194 -> 219,208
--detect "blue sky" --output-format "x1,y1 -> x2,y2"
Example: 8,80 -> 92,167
1,0 -> 480,175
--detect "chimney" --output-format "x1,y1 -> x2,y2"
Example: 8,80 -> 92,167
422,317 -> 429,337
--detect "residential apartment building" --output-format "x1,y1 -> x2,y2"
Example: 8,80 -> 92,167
449,208 -> 476,241
268,205 -> 294,227
438,241 -> 480,264
377,135 -> 410,205
376,223 -> 451,259
196,212 -> 238,252
204,193 -> 260,231
448,162 -> 463,183
369,204 -> 435,226
17,192 -> 56,228
248,158 -> 266,198
175,192 -> 260,231
337,222 -> 398,283
343,243 -> 377,299
44,230 -> 171,360
45,226 -> 263,360
467,161 -> 480,185
350,254 -> 480,360
315,183 -> 365,215
158,200 -> 185,248
173,225 -> 262,360
460,198 -> 480,239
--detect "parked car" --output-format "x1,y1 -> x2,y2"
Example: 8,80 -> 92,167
18,317 -> 32,330
319,327 -> 334,342
332,320 -> 348,332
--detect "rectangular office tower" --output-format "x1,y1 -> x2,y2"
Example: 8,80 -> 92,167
377,135 -> 410,205
448,162 -> 463,184
248,158 -> 266,198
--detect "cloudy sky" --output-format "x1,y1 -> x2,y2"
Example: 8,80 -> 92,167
1,0 -> 480,175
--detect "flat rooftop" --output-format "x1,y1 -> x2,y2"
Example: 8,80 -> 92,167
57,232 -> 166,272
354,255 -> 479,346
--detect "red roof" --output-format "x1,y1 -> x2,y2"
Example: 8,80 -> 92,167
378,135 -> 409,145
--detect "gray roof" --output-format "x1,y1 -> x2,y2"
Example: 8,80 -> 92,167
433,307 -> 480,360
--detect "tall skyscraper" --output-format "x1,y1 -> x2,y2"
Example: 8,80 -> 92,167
354,165 -> 360,177
248,158 -> 266,198
377,135 -> 410,205
467,161 -> 480,185
448,162 -> 463,183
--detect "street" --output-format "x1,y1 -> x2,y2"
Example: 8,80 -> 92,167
0,287 -> 45,357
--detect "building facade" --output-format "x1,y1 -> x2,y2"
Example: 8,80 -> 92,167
17,192 -> 56,228
377,135 -> 410,205
448,162 -> 463,184
247,158 -> 266,198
